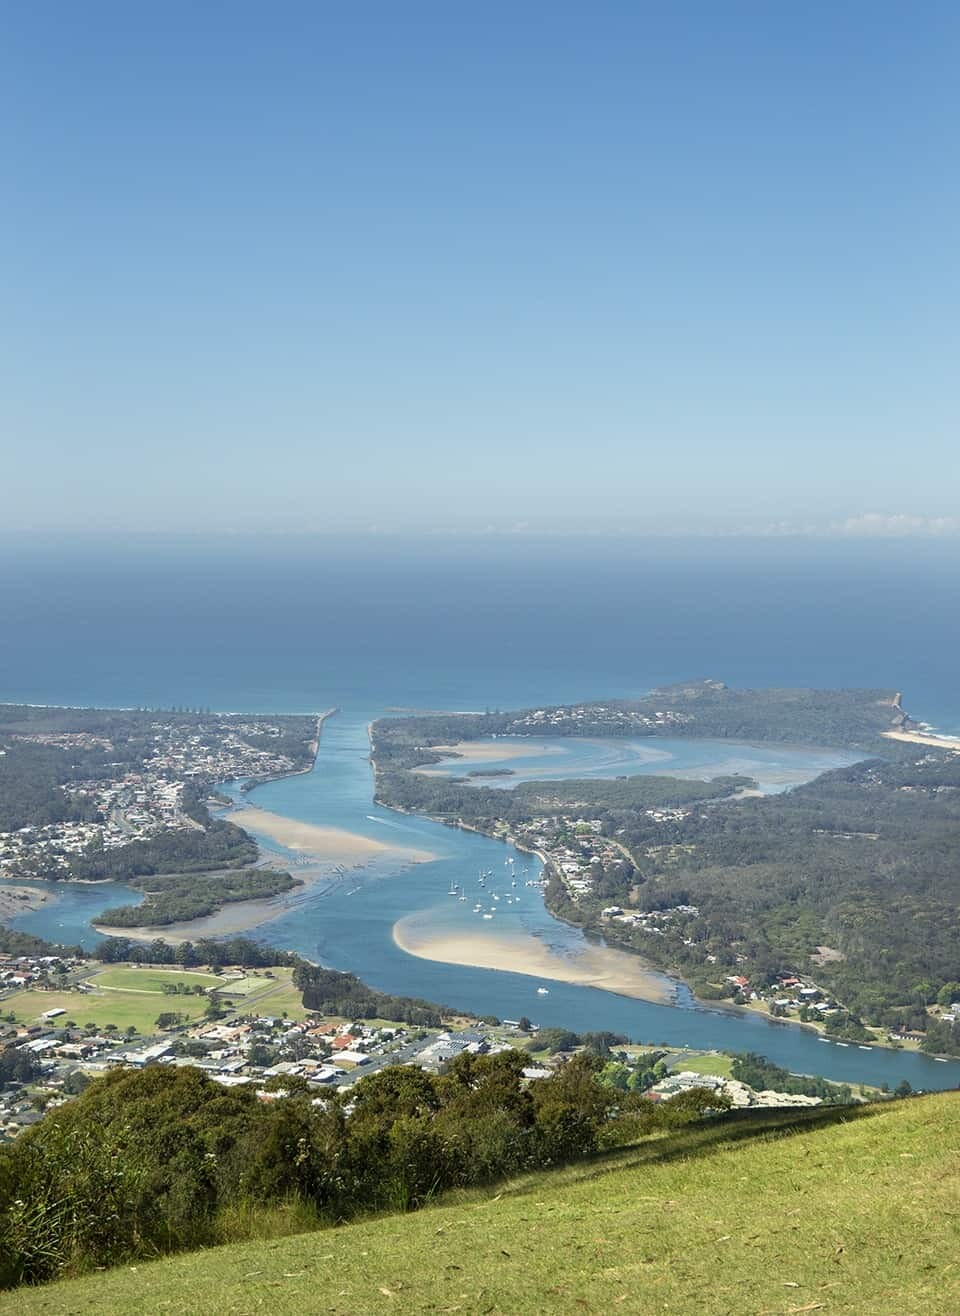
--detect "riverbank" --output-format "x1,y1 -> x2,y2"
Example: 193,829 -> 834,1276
0,883 -> 53,920
84,711 -> 425,947
372,721 -> 950,1063
393,913 -> 675,1004
723,992 -> 960,1059
395,806 -> 930,1060
239,708 -> 338,792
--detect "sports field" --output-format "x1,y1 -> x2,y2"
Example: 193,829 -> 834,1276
94,966 -> 223,993
668,1050 -> 734,1078
1,964 -> 311,1033
1,985 -> 209,1034
213,974 -> 274,996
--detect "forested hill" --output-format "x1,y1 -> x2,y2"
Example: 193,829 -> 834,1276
373,680 -> 907,765
561,751 -> 960,1041
371,684 -> 960,1054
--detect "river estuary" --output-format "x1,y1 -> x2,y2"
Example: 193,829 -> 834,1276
5,709 -> 960,1092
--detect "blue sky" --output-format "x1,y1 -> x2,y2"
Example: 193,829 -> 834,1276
2,2 -> 957,535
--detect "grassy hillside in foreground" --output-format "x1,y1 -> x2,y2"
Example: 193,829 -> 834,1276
7,1095 -> 959,1316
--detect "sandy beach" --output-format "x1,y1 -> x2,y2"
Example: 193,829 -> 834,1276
224,806 -> 434,863
0,883 -> 53,920
416,739 -> 560,776
89,704 -> 444,950
393,916 -> 674,1004
93,806 -> 436,945
882,729 -> 960,752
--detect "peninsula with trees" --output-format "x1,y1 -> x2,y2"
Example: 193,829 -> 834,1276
372,681 -> 960,1056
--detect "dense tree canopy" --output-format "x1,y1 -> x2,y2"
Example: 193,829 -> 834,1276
0,1051 -> 722,1290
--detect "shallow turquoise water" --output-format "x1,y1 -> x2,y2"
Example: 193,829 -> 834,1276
423,735 -> 862,793
2,879 -> 139,947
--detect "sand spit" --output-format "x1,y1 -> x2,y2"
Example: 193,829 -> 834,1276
882,729 -> 960,752
96,807 -> 437,945
224,806 -> 434,863
416,739 -> 561,776
393,917 -> 674,1005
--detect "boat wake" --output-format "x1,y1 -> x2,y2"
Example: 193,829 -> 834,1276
365,814 -> 414,831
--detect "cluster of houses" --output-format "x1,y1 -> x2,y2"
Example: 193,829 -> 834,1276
0,775 -> 191,877
1,820 -> 103,876
2,947 -> 860,1141
0,953 -> 82,991
511,816 -> 628,901
649,1068 -> 821,1109
0,717 -> 308,881
0,976 -> 556,1139
503,705 -> 693,733
143,719 -> 301,782
601,903 -> 700,936
644,806 -> 692,823
7,731 -> 113,752
716,970 -> 870,1031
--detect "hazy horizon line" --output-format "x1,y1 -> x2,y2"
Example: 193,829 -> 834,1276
3,512 -> 958,542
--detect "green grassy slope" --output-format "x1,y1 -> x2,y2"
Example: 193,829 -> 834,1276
8,1096 -> 959,1316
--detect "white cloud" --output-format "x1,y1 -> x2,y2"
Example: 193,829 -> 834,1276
835,513 -> 960,538
700,513 -> 960,540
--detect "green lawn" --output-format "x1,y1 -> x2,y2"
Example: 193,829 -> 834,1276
223,969 -> 311,1020
212,975 -> 274,997
6,1094 -> 959,1315
669,1050 -> 734,1078
0,965 -> 308,1035
2,986 -> 209,1034
93,967 -> 223,994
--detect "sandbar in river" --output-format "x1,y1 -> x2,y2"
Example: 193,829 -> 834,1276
224,805 -> 434,863
393,913 -> 674,1004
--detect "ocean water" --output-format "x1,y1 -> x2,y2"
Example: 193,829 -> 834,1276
2,534 -> 959,729
2,534 -> 960,1090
